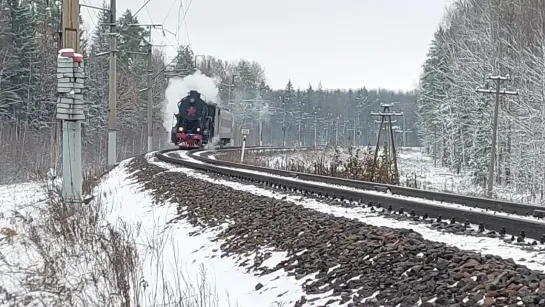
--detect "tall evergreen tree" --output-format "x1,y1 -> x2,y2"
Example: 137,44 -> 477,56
85,2 -> 110,137
0,0 -> 18,121
416,27 -> 450,152
174,44 -> 196,77
6,0 -> 41,123
117,9 -> 148,75
284,80 -> 294,104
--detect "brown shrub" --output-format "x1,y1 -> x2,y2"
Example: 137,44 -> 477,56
217,146 -> 400,185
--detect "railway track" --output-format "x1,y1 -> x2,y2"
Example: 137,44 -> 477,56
155,146 -> 545,241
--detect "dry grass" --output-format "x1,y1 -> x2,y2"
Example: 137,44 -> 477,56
0,163 -> 226,306
1,166 -> 139,306
217,146 -> 400,185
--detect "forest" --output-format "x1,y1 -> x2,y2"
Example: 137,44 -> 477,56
416,0 -> 545,200
0,0 -> 418,183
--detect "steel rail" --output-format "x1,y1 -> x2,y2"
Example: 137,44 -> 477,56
155,147 -> 545,241
189,148 -> 545,218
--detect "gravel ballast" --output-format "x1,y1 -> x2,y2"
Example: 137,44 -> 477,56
127,156 -> 545,307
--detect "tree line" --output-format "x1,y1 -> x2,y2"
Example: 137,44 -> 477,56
0,0 -> 418,183
198,60 -> 419,147
416,0 -> 545,201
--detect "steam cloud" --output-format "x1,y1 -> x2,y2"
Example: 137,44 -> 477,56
161,71 -> 220,133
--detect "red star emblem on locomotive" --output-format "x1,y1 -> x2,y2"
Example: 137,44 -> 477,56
187,107 -> 196,116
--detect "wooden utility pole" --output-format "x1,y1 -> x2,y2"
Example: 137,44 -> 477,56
370,103 -> 403,182
62,0 -> 80,52
476,74 -> 518,198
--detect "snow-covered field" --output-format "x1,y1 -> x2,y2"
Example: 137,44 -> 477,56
2,155 -> 545,306
259,146 -> 540,205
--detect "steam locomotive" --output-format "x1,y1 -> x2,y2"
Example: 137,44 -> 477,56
170,90 -> 233,149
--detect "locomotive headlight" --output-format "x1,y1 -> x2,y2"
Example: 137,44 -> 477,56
197,128 -> 200,132
178,127 -> 184,132
189,98 -> 195,103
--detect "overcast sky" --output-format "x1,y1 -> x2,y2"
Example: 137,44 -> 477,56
81,0 -> 451,91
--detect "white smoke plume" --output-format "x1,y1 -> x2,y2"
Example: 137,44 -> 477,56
161,71 -> 220,133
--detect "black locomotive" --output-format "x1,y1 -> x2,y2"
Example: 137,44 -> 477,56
170,90 -> 233,149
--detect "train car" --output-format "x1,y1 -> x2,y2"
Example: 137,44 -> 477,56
210,105 -> 233,147
170,90 -> 233,149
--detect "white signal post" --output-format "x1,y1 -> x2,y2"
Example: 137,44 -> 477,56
241,128 -> 249,163
56,48 -> 85,202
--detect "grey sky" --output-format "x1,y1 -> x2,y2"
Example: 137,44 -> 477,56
81,0 -> 450,91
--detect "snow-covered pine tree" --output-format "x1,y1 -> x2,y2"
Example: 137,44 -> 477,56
31,0 -> 60,128
116,11 -> 149,131
117,9 -> 148,70
85,1 -> 110,149
174,44 -> 196,77
6,0 -> 41,125
416,27 -> 450,158
0,0 -> 18,122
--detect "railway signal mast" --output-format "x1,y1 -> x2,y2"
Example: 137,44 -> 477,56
56,0 -> 84,203
476,75 -> 519,198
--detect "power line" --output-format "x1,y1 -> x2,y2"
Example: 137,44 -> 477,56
81,0 -> 99,29
176,0 -> 182,43
161,0 -> 179,24
180,0 -> 192,43
133,0 -> 153,18
136,0 -> 178,49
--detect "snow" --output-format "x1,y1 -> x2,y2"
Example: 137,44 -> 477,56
247,146 -> 539,204
0,179 -> 141,305
398,148 -> 538,204
164,150 -> 545,230
149,156 -> 545,272
58,48 -> 73,56
0,183 -> 47,303
0,159 -> 373,306
397,147 -> 490,197
99,162 -> 312,306
2,153 -> 544,306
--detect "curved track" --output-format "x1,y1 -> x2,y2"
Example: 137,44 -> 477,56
156,147 -> 545,241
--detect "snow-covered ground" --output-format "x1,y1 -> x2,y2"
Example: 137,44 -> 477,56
0,159 -> 330,306
259,147 -> 474,194
149,157 -> 545,272
2,155 -> 545,306
398,147 -> 483,195
0,183 -> 49,304
252,146 -> 540,205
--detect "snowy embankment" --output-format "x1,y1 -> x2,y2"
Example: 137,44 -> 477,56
2,154 -> 545,306
0,179 -> 139,305
0,159 -> 309,306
